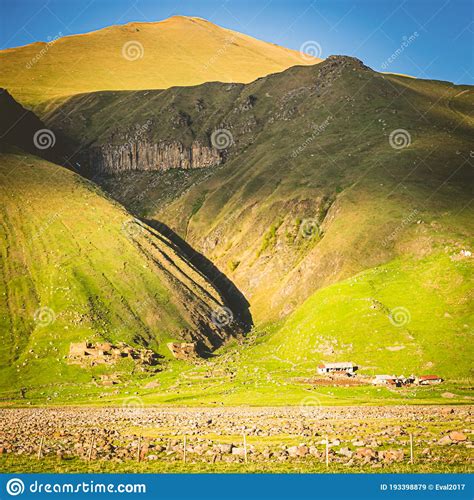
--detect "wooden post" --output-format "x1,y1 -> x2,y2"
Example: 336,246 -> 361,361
37,436 -> 44,460
325,437 -> 329,467
87,436 -> 94,461
183,436 -> 187,463
409,433 -> 414,464
243,433 -> 248,463
137,436 -> 142,462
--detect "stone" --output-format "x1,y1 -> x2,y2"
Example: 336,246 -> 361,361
144,381 -> 160,389
217,444 -> 233,454
296,445 -> 309,457
449,431 -> 467,442
437,435 -> 452,446
442,393 -> 456,399
231,447 -> 245,457
356,448 -> 376,460
287,446 -> 299,458
167,342 -> 199,361
337,447 -> 353,458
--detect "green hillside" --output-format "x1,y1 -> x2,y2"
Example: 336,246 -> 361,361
1,56 -> 472,404
0,151 -> 246,397
243,253 -> 473,379
44,56 -> 474,325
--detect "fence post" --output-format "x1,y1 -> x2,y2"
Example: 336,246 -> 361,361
409,433 -> 414,464
183,436 -> 187,463
87,436 -> 94,461
243,433 -> 248,463
137,435 -> 142,462
37,436 -> 44,460
325,437 -> 329,467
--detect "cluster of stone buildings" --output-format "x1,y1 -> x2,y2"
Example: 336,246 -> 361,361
68,341 -> 158,368
317,362 -> 443,386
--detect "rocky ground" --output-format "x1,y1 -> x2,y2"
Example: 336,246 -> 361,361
0,406 -> 472,472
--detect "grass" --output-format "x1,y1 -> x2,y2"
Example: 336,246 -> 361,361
0,16 -> 319,108
0,58 -> 472,406
1,456 -> 471,473
0,152 -> 237,398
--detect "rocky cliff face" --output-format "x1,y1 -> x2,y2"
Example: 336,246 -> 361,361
88,139 -> 222,174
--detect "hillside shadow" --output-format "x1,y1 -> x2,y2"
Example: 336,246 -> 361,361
143,219 -> 253,334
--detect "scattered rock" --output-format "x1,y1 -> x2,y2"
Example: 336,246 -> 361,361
449,431 -> 467,442
437,435 -> 452,446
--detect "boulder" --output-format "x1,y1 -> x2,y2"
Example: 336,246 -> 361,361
217,444 -> 233,454
449,431 -> 467,442
337,447 -> 353,458
231,447 -> 246,457
437,435 -> 452,446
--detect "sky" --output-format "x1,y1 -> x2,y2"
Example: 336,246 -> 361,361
0,0 -> 473,84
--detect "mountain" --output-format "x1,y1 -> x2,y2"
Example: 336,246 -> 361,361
0,16 -> 320,108
0,93 -> 252,396
40,56 -> 474,383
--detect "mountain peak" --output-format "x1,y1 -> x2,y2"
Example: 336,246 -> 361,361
0,16 -> 320,106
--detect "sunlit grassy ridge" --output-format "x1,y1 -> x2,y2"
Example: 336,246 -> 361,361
0,15 -> 319,107
0,152 -> 240,395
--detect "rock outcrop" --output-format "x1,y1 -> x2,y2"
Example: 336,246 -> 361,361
88,139 -> 222,174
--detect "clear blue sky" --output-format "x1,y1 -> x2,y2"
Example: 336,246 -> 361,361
1,0 -> 473,84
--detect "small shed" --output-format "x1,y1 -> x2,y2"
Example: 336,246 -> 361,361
317,362 -> 358,375
372,374 -> 396,386
418,375 -> 443,385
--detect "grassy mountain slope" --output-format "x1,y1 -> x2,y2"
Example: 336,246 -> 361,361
0,15 -> 319,107
0,151 -> 248,396
2,56 -> 472,403
241,253 -> 473,380
44,57 -> 474,326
